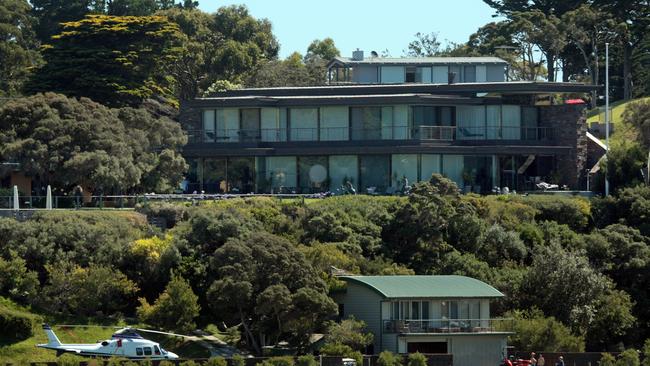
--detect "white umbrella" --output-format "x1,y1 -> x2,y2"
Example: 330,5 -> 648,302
12,185 -> 19,211
46,185 -> 53,210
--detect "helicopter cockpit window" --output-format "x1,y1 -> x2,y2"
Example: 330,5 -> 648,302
154,345 -> 161,355
144,347 -> 152,356
136,348 -> 143,356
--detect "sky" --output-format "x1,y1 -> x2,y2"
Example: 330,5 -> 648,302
198,0 -> 503,59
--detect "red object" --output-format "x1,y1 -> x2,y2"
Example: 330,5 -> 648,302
565,99 -> 586,104
117,339 -> 122,347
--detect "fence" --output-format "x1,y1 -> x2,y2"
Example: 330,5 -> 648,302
5,354 -> 453,366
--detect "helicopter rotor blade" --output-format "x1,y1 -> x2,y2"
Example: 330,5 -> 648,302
134,328 -> 194,339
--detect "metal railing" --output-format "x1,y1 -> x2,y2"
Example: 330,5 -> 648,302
383,318 -> 513,334
187,125 -> 554,144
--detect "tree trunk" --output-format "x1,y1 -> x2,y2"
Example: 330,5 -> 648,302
623,42 -> 632,100
547,54 -> 555,82
240,309 -> 261,355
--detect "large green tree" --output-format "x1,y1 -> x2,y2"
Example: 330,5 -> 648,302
0,93 -> 187,193
207,232 -> 336,355
27,14 -> 183,106
0,0 -> 41,96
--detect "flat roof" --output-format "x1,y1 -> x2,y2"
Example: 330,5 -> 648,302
339,275 -> 504,299
201,82 -> 600,100
329,56 -> 508,66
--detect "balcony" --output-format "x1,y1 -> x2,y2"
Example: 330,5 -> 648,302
382,318 -> 514,334
186,126 -> 554,144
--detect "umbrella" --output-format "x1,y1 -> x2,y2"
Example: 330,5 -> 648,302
13,185 -> 19,211
46,185 -> 53,210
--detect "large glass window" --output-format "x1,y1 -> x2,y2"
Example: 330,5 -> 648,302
420,154 -> 441,182
464,65 -> 476,82
329,155 -> 358,191
320,106 -> 349,141
391,154 -> 418,189
360,155 -> 390,193
263,156 -> 297,192
290,108 -> 318,141
463,156 -> 494,193
298,156 -> 328,193
351,107 -> 381,140
203,110 -> 215,142
216,108 -> 239,142
442,155 -> 464,188
393,105 -> 409,139
502,105 -> 521,139
227,157 -> 255,193
203,158 -> 227,193
240,108 -> 260,142
456,105 -> 486,140
522,106 -> 538,140
261,107 -> 287,142
381,66 -> 405,83
486,105 -> 501,139
185,158 -> 200,193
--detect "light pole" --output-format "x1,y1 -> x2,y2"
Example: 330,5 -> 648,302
605,43 -> 610,196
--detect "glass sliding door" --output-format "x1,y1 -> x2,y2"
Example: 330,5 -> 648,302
320,106 -> 349,141
298,156 -> 328,193
456,105 -> 486,140
393,105 -> 409,140
329,155 -> 358,191
421,154 -> 441,182
351,107 -> 381,140
359,155 -> 390,193
442,155 -> 464,188
217,108 -> 239,142
240,108 -> 260,142
203,110 -> 215,142
502,105 -> 521,140
261,107 -> 287,142
264,156 -> 297,192
227,157 -> 254,193
203,158 -> 227,193
290,108 -> 318,141
391,154 -> 418,190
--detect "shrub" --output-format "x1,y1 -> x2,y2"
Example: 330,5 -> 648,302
136,201 -> 189,228
296,355 -> 317,366
378,351 -> 401,366
137,273 -> 200,332
207,357 -> 228,366
616,349 -> 640,366
522,195 -> 591,231
408,353 -> 427,366
180,361 -> 199,366
506,310 -> 584,352
601,353 -> 616,366
0,303 -> 35,342
263,356 -> 295,366
320,342 -> 363,365
232,355 -> 246,366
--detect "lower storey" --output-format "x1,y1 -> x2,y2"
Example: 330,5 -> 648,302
184,153 -> 557,194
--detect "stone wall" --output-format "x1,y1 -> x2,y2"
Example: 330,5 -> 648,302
539,105 -> 588,189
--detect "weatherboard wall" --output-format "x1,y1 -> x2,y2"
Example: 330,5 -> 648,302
336,281 -> 384,353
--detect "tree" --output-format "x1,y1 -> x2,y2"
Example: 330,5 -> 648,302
0,252 -> 39,305
324,317 -> 374,352
506,309 -> 585,352
378,351 -> 401,366
622,98 -> 650,148
0,0 -> 42,96
137,273 -> 200,332
30,0 -> 94,43
206,232 -> 336,355
305,38 -> 340,61
0,93 -> 187,193
27,15 -> 183,106
478,224 -> 527,266
406,32 -> 441,57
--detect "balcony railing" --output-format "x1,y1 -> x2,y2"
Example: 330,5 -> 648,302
186,126 -> 554,144
382,318 -> 514,334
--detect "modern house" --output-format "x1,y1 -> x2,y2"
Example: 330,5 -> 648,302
332,275 -> 512,366
179,52 -> 597,194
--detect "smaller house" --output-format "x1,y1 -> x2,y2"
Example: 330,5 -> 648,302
334,275 -> 512,366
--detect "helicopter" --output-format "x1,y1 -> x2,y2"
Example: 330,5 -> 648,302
37,324 -> 180,360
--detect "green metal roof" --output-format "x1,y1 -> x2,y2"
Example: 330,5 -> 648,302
340,275 -> 504,299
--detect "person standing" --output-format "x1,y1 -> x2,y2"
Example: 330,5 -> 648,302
538,354 -> 545,366
556,356 -> 565,366
73,185 -> 83,209
530,352 -> 537,366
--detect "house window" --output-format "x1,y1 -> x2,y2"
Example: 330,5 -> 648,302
422,301 -> 430,319
411,302 -> 420,319
406,67 -> 416,83
464,65 -> 476,82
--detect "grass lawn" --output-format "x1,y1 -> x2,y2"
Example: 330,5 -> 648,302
586,96 -> 650,125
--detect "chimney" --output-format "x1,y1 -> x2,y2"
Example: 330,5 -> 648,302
448,72 -> 457,84
352,49 -> 364,61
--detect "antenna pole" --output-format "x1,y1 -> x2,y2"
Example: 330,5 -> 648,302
605,42 -> 610,196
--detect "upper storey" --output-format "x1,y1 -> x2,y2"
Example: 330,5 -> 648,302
327,50 -> 508,84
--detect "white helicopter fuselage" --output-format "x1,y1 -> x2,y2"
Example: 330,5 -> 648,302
37,324 -> 179,360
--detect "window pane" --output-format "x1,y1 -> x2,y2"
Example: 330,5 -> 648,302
351,107 -> 381,140
381,66 -> 405,83
329,155 -> 358,191
421,154 -> 440,182
203,158 -> 227,193
360,155 -> 390,193
502,105 -> 521,139
381,106 -> 394,139
298,156 -> 328,193
217,108 -> 239,142
411,301 -> 420,319
457,105 -> 486,140
227,157 -> 255,193
393,301 -> 400,320
264,156 -> 297,192
136,348 -> 143,356
290,108 -> 318,141
144,347 -> 152,356
464,65 -> 476,82
320,106 -> 349,141
422,302 -> 430,319
203,110 -> 215,142
392,154 -> 418,188
261,108 -> 286,142
240,108 -> 260,141
443,155 -> 464,188
450,301 -> 459,319
406,67 -> 416,83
